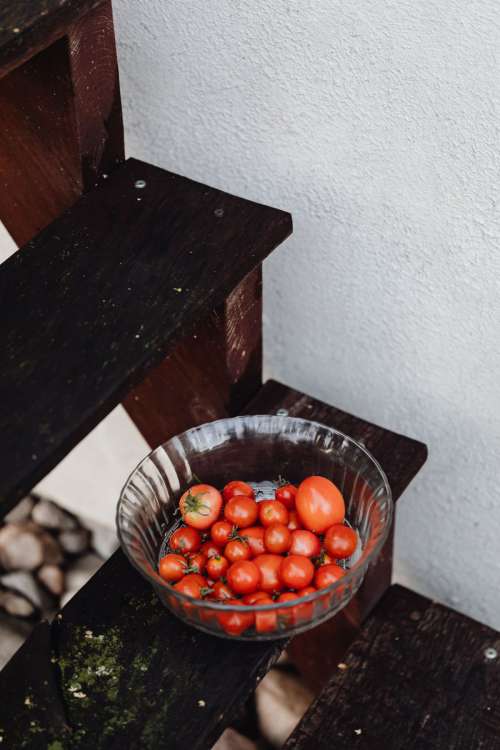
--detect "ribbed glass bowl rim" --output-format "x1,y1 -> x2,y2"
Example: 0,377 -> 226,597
116,415 -> 393,614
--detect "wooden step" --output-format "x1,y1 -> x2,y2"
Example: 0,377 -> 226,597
285,584 -> 500,750
0,382 -> 426,749
0,159 -> 291,517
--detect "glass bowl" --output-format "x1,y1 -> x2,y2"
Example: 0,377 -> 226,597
116,415 -> 392,640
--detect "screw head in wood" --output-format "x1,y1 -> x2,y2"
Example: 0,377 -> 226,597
214,208 -> 224,217
134,179 -> 147,189
276,408 -> 289,417
484,647 -> 498,660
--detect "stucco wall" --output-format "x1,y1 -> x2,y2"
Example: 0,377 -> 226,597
2,1 -> 500,627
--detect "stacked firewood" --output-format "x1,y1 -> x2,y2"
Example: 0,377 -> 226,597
0,495 -> 117,621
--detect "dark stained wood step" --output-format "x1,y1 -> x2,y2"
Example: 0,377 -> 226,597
284,584 -> 500,750
0,0 -> 104,77
0,158 -> 292,518
0,382 -> 426,749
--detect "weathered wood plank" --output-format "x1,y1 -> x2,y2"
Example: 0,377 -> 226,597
0,382 -> 426,748
0,160 -> 291,516
285,584 -> 500,750
0,0 -> 123,246
0,0 -> 105,79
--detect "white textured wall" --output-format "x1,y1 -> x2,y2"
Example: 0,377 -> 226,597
2,2 -> 500,626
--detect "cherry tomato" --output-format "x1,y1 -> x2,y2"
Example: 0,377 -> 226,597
217,599 -> 254,636
225,539 -> 251,563
253,554 -> 284,593
173,573 -> 207,599
242,591 -> 270,604
296,476 -> 345,533
324,524 -> 357,560
276,591 -> 299,624
279,555 -> 314,589
289,529 -> 321,558
200,540 -> 222,559
227,560 -> 261,595
259,500 -> 289,528
210,520 -> 234,547
287,510 -> 302,531
158,553 -> 187,582
213,581 -> 233,600
187,552 -> 207,574
222,480 -> 255,502
224,496 -> 258,528
314,563 -> 345,589
206,555 -> 229,580
264,523 -> 292,554
294,586 -> 316,621
254,595 -> 278,633
169,526 -> 201,554
179,484 -> 222,530
240,526 -> 266,556
276,483 -> 297,510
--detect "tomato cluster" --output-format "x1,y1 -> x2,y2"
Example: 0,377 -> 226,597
158,476 -> 357,636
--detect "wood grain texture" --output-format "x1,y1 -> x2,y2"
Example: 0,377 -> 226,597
0,159 -> 292,516
0,0 -> 123,246
285,584 -> 500,750
0,382 -> 426,748
0,0 -> 104,78
244,380 -> 427,692
124,266 -> 263,447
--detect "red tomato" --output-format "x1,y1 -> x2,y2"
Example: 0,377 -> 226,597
169,526 -> 201,554
158,553 -> 187,582
222,480 -> 255,502
253,554 -> 284,593
259,500 -> 289,528
294,586 -> 316,621
173,573 -> 207,599
225,539 -> 251,563
227,560 -> 261,595
210,520 -> 234,547
224,496 -> 258,528
217,599 -> 254,636
242,591 -> 270,605
200,540 -> 222,559
179,484 -> 222,529
314,563 -> 345,589
212,581 -> 233,600
187,552 -> 207,574
287,510 -> 302,531
324,524 -> 357,560
240,526 -> 266,556
276,591 -> 299,624
279,555 -> 314,589
254,595 -> 278,633
264,523 -> 292,554
206,555 -> 229,580
276,484 -> 297,510
289,529 -> 321,558
296,476 -> 345,533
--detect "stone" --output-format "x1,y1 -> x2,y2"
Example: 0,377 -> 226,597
31,499 -> 78,530
255,668 -> 314,747
59,529 -> 90,555
37,565 -> 65,597
5,496 -> 35,524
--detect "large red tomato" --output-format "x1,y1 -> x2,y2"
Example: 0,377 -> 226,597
179,484 -> 222,530
296,476 -> 345,532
